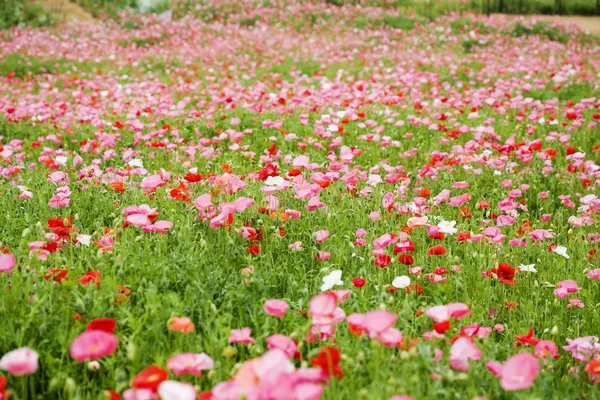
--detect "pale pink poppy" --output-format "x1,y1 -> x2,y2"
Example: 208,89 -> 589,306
167,353 -> 214,377
314,230 -> 330,243
264,299 -> 289,318
265,334 -> 297,358
70,330 -> 118,361
499,352 -> 539,391
229,327 -> 255,344
141,174 -> 165,191
0,347 -> 38,376
449,337 -> 482,371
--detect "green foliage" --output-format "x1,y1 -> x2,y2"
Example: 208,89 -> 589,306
0,0 -> 55,30
73,0 -> 138,18
383,15 -> 416,30
511,22 -> 569,44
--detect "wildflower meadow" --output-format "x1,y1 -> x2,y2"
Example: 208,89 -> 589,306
0,1 -> 600,399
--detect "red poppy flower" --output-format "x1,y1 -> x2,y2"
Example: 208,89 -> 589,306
458,207 -> 472,218
109,182 -> 125,193
351,277 -> 366,288
184,173 -> 203,183
310,347 -> 343,380
0,376 -> 11,400
586,360 -> 600,375
45,217 -> 76,239
132,365 -> 169,392
514,328 -> 539,347
433,320 -> 451,334
246,245 -> 260,255
258,164 -> 278,181
404,284 -> 424,295
87,318 -> 117,334
428,231 -> 444,240
427,246 -> 447,256
374,254 -> 391,267
44,268 -> 69,283
77,271 -> 102,288
103,390 -> 121,400
490,263 -> 516,285
397,254 -> 414,265
456,231 -> 471,242
169,182 -> 190,202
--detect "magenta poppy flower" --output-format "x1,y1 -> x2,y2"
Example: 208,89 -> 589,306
70,330 -> 118,361
0,254 -> 16,273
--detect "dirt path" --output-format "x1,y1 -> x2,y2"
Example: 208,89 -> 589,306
38,0 -> 94,22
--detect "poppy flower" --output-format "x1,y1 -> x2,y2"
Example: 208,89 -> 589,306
351,277 -> 366,288
184,173 -> 203,183
397,254 -> 414,265
167,353 -> 214,377
490,263 -> 516,285
514,329 -> 539,347
586,360 -> 600,375
87,318 -> 117,334
246,245 -> 260,255
500,352 -> 540,391
103,390 -> 121,400
0,347 -> 39,376
77,271 -> 102,288
70,330 -> 118,361
427,246 -> 447,256
310,346 -> 343,379
167,317 -> 195,334
44,268 -> 68,283
374,254 -> 391,267
132,365 -> 168,392
0,376 -> 11,400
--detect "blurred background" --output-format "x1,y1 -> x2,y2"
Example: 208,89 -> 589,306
4,0 -> 600,30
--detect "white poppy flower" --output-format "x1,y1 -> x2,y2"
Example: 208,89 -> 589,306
438,220 -> 458,235
553,246 -> 570,259
128,158 -> 144,168
321,270 -> 343,292
518,264 -> 537,273
392,275 -> 411,289
265,176 -> 286,187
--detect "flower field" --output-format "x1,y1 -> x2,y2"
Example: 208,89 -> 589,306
1,1 -> 600,399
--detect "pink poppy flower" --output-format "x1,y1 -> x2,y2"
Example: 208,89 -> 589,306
587,269 -> 600,280
266,334 -> 297,358
567,299 -> 584,308
0,347 -> 38,376
264,299 -> 289,318
314,230 -> 330,243
499,352 -> 540,391
534,340 -> 559,359
229,327 -> 255,344
0,253 -> 16,273
449,337 -> 482,371
70,330 -> 118,361
553,280 -> 580,298
141,174 -> 165,192
167,353 -> 214,377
